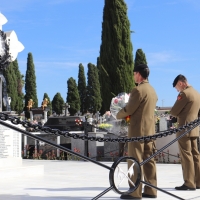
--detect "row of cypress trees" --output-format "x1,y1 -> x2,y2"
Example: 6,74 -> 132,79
2,49 -> 147,117
2,0 -> 148,117
66,63 -> 102,116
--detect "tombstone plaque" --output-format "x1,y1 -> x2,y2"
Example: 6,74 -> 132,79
0,121 -> 22,168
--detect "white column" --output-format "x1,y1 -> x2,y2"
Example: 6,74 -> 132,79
57,136 -> 60,158
30,111 -> 33,121
34,139 -> 37,157
43,110 -> 48,123
23,135 -> 27,157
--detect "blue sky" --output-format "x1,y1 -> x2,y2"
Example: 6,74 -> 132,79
1,0 -> 200,109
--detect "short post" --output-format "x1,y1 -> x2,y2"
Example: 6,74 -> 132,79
34,139 -> 38,157
24,135 -> 27,157
84,117 -> 89,157
43,110 -> 48,123
30,111 -> 33,121
57,136 -> 60,158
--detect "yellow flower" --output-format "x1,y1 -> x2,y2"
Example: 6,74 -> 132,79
98,123 -> 112,129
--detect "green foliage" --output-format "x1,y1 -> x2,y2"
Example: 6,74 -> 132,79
67,77 -> 80,116
12,60 -> 24,114
3,59 -> 24,114
99,0 -> 134,113
134,49 -> 147,67
52,92 -> 64,115
42,93 -> 52,116
24,53 -> 38,118
86,63 -> 102,113
3,62 -> 18,111
77,63 -> 87,114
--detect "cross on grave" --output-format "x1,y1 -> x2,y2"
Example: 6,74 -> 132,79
63,102 -> 70,116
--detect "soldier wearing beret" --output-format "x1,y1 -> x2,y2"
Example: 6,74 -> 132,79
170,74 -> 200,190
116,64 -> 158,199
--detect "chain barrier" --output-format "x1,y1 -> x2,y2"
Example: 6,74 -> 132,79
1,112 -> 200,200
0,112 -> 200,143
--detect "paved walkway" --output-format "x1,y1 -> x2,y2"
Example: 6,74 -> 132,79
0,160 -> 200,200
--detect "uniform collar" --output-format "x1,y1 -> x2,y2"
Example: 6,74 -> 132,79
138,80 -> 148,85
183,85 -> 190,91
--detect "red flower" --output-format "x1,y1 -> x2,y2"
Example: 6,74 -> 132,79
114,98 -> 118,104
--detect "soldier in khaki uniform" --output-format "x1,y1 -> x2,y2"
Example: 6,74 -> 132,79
117,64 -> 158,199
170,74 -> 200,190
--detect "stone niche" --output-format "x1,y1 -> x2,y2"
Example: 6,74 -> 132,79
156,117 -> 180,163
71,132 -> 106,160
0,120 -> 22,168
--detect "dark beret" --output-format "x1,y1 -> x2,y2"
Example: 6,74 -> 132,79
172,74 -> 182,87
133,64 -> 148,72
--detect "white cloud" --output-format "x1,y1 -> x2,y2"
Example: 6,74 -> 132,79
183,0 -> 200,9
146,51 -> 181,66
18,59 -> 89,74
48,0 -> 75,5
0,1 -> 36,12
126,0 -> 136,11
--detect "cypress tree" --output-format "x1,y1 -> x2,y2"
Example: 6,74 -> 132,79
42,93 -> 52,116
12,60 -> 24,114
52,92 -> 64,115
3,62 -> 18,111
86,63 -> 102,114
24,53 -> 38,118
77,63 -> 87,115
99,0 -> 134,113
134,48 -> 147,67
67,77 -> 80,116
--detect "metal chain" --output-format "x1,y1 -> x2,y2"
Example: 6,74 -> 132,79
0,113 -> 199,143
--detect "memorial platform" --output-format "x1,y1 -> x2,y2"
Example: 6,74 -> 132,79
0,160 -> 199,200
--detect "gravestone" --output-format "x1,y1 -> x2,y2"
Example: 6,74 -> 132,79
156,117 -> 180,163
71,132 -> 106,160
104,134 -> 120,161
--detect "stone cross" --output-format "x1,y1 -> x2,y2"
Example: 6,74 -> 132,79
63,102 -> 70,116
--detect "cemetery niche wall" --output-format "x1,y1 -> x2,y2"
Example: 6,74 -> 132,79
0,119 -> 22,167
0,13 -> 24,168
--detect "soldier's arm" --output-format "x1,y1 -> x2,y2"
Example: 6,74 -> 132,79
170,92 -> 187,117
116,88 -> 141,119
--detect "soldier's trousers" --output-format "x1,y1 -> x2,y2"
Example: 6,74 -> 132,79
128,140 -> 157,198
178,136 -> 200,188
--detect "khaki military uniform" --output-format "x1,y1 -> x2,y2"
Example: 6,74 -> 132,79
117,80 -> 158,198
171,86 -> 200,188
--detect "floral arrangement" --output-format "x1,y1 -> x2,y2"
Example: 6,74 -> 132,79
110,92 -> 130,119
98,123 -> 113,129
110,92 -> 130,136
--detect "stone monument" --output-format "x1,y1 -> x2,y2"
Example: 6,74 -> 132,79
0,119 -> 22,168
0,13 -> 43,178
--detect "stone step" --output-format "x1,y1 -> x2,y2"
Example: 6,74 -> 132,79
0,163 -> 44,179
